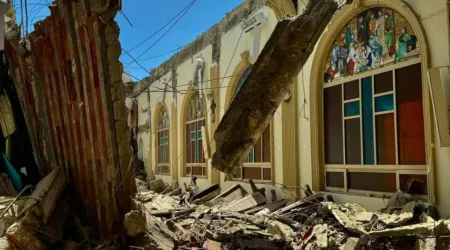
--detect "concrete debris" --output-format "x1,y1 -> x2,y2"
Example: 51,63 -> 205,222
210,184 -> 247,203
341,237 -> 360,250
149,179 -> 167,193
127,180 -> 450,249
0,237 -> 13,250
124,210 -> 146,237
20,168 -> 66,223
355,212 -> 375,222
0,169 -> 105,249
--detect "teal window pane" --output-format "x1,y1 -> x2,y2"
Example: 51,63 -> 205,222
248,148 -> 255,163
191,131 -> 196,141
197,130 -> 202,140
375,94 -> 394,112
344,101 -> 360,117
362,77 -> 375,165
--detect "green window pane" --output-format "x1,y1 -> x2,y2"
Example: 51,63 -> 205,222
344,101 -> 360,117
362,76 -> 374,165
375,94 -> 394,112
248,148 -> 255,163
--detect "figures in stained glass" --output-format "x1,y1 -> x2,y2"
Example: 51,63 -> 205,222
375,9 -> 386,53
158,105 -> 169,130
235,66 -> 252,96
338,43 -> 348,74
347,43 -> 360,75
368,12 -> 377,36
332,42 -> 340,70
384,11 -> 395,57
395,27 -> 417,62
368,34 -> 383,61
187,91 -> 206,121
324,7 -> 420,83
357,15 -> 367,43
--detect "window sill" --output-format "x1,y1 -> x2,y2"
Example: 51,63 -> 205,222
226,179 -> 274,185
324,189 -> 428,201
182,175 -> 208,180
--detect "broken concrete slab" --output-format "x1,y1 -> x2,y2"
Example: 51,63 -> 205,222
147,227 -> 175,250
369,220 -> 450,237
378,202 -> 415,226
149,179 -> 167,193
203,240 -> 221,250
210,184 -> 247,203
20,168 -> 66,224
0,237 -> 13,250
148,195 -> 180,212
247,199 -> 288,215
212,0 -> 338,173
342,237 -> 360,250
192,184 -> 220,204
6,213 -> 46,250
325,202 -> 368,234
355,212 -> 375,222
222,192 -> 267,212
386,190 -> 408,209
275,193 -> 324,214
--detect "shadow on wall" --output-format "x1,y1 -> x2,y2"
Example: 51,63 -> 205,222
0,51 -> 40,195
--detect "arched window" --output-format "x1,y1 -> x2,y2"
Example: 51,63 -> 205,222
186,91 -> 206,177
232,66 -> 272,181
322,7 -> 426,195
156,105 -> 170,175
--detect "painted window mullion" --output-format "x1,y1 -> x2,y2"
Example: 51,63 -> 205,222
342,83 -> 346,165
392,69 -> 399,165
359,79 -> 364,165
372,75 -> 377,165
195,121 -> 199,163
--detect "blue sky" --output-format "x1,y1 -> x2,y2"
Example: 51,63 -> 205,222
14,0 -> 244,81
118,0 -> 244,81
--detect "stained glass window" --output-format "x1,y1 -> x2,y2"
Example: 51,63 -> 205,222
232,66 -> 271,181
324,8 -> 420,83
322,7 -> 426,196
235,66 -> 252,96
186,91 -> 206,177
156,105 -> 170,175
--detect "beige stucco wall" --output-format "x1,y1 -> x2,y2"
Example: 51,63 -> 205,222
134,6 -> 288,201
136,93 -> 150,167
217,6 -> 285,201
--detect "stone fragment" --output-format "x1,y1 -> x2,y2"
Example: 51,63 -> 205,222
355,212 -> 374,222
124,210 -> 146,237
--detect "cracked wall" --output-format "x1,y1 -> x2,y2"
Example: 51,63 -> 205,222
4,0 -> 134,240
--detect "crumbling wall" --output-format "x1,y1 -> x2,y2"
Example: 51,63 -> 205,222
4,0 -> 134,240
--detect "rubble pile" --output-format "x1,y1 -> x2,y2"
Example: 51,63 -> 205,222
0,168 -> 118,250
127,182 -> 450,250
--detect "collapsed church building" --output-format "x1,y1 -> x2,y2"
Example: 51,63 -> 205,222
130,0 -> 450,216
0,0 -> 448,248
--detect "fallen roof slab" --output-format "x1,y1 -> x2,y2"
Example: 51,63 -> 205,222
212,0 -> 338,173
